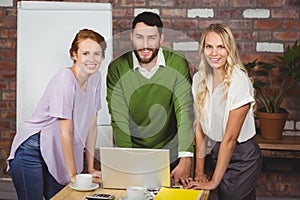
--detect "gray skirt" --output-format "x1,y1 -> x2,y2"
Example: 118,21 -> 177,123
212,138 -> 262,200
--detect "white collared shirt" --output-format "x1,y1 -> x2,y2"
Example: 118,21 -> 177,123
132,48 -> 165,79
192,67 -> 256,143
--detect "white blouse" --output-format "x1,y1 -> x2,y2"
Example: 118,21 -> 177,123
192,67 -> 256,143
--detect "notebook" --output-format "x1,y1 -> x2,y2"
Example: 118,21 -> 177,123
100,147 -> 170,190
154,187 -> 203,200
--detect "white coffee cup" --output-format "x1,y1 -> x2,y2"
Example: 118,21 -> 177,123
127,186 -> 145,200
76,174 -> 92,188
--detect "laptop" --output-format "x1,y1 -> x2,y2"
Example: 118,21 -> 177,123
100,147 -> 170,190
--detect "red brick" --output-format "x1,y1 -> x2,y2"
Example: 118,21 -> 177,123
9,81 -> 16,90
283,20 -> 300,29
0,148 -> 11,160
233,31 -> 242,40
161,41 -> 171,49
0,18 -> 16,29
164,28 -> 188,40
0,62 -> 14,70
186,30 -> 201,40
228,20 -> 252,30
237,42 -> 256,52
254,20 -> 281,29
0,30 -> 16,39
112,8 -> 133,17
240,53 -> 268,64
0,121 -> 11,129
0,130 -> 16,139
149,0 -> 174,7
172,19 -> 198,29
258,0 -> 285,7
112,20 -> 119,33
161,19 -> 172,29
0,82 -> 8,90
1,71 -> 15,79
273,32 -> 299,41
117,40 -> 131,51
268,53 -> 283,62
116,19 -> 132,29
243,31 -> 258,40
0,102 -> 14,110
257,31 -> 272,41
241,54 -> 256,64
202,0 -> 228,7
271,9 -> 299,18
1,111 -> 16,120
0,159 -> 9,171
5,8 -> 17,17
174,0 -> 202,7
0,40 -> 15,48
121,0 -> 145,7
161,9 -> 186,18
0,49 -> 16,59
198,20 -> 223,29
214,8 -> 242,18
230,0 -> 256,7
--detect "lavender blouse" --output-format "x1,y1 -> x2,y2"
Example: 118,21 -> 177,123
7,68 -> 101,185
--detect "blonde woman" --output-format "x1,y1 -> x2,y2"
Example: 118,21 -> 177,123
185,24 -> 262,199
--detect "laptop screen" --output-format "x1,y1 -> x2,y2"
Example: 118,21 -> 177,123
100,147 -> 170,190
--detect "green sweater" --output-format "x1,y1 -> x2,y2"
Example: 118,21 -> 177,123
106,47 -> 194,161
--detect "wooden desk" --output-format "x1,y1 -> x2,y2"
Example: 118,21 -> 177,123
51,184 -> 210,200
50,185 -> 126,200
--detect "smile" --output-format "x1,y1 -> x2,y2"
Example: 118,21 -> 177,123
86,63 -> 98,68
139,49 -> 152,56
210,58 -> 221,63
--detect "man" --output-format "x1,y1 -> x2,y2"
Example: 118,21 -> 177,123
106,11 -> 194,184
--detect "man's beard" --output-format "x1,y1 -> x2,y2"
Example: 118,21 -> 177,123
133,48 -> 159,64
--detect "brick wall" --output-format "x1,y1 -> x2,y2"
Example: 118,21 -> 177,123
0,0 -> 299,196
0,0 -> 17,178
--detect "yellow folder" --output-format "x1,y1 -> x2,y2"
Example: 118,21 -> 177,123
154,187 -> 203,200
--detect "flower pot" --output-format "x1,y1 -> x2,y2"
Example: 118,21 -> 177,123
257,111 -> 288,140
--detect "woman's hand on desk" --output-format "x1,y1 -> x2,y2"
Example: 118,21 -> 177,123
194,173 -> 210,183
185,179 -> 218,190
179,173 -> 209,187
178,177 -> 193,187
89,169 -> 102,184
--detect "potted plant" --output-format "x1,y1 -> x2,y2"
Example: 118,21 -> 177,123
245,40 -> 300,140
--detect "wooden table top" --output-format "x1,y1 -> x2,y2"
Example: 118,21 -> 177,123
50,184 -> 210,200
255,134 -> 300,151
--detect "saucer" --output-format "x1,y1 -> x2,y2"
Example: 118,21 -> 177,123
70,183 -> 99,192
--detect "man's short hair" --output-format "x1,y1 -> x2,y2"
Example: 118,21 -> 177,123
132,12 -> 163,35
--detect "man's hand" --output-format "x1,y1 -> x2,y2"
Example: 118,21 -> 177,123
170,157 -> 192,186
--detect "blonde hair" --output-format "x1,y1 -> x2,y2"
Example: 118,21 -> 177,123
194,23 -> 251,122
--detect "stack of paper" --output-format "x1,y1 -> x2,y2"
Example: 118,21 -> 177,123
154,187 -> 203,200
